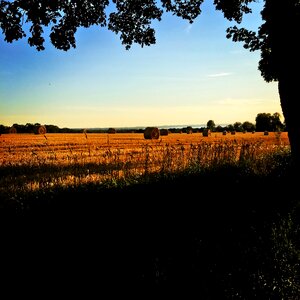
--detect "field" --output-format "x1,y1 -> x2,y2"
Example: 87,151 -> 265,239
1,131 -> 299,298
0,131 -> 289,197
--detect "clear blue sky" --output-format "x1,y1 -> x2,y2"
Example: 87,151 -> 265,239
0,0 -> 281,128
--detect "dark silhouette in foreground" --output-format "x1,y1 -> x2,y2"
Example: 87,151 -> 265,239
1,166 -> 299,297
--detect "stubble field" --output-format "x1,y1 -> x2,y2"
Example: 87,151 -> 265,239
0,131 -> 289,198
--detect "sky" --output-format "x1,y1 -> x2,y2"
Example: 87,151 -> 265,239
0,0 -> 282,129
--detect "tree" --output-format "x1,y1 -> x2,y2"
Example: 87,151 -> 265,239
233,122 -> 243,132
255,112 -> 283,132
25,123 -> 35,133
255,113 -> 272,132
242,121 -> 255,132
0,124 -> 7,134
215,125 -> 224,132
226,124 -> 234,132
271,112 -> 284,132
206,120 -> 215,131
226,1 -> 300,166
1,1 -> 299,166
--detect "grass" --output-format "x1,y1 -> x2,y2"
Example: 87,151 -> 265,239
0,132 -> 299,297
0,132 -> 290,201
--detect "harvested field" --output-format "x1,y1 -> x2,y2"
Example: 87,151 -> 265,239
0,132 -> 290,196
0,131 -> 289,160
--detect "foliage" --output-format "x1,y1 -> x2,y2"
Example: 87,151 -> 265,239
242,121 -> 255,132
0,0 -> 205,51
226,1 -> 300,82
255,112 -> 284,132
258,214 -> 300,299
233,121 -> 243,132
206,119 -> 216,131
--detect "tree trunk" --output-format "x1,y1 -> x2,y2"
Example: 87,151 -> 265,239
278,75 -> 300,170
275,0 -> 300,173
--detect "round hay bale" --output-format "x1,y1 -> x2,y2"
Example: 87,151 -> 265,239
144,127 -> 160,139
9,127 -> 17,134
160,129 -> 169,136
231,131 -> 236,135
264,131 -> 269,136
34,125 -> 47,135
222,130 -> 227,136
202,129 -> 211,137
252,131 -> 255,134
108,128 -> 116,134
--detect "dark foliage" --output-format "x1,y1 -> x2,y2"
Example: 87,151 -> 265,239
1,163 -> 299,297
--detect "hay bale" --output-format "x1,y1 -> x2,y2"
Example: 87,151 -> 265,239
202,129 -> 211,137
159,129 -> 169,136
108,128 -> 116,134
34,125 -> 47,135
144,127 -> 160,139
9,127 -> 17,134
252,131 -> 255,134
231,131 -> 236,135
264,131 -> 269,136
222,130 -> 227,136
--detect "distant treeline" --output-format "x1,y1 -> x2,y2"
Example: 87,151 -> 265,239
0,123 -> 81,134
0,113 -> 286,134
0,124 -> 218,134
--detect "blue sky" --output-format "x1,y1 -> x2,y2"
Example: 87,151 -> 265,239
0,0 -> 281,128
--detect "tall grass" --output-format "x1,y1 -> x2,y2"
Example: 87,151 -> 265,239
0,137 -> 291,200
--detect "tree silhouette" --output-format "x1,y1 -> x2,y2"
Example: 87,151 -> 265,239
255,113 -> 272,132
255,112 -> 283,132
1,0 -> 299,166
242,121 -> 255,132
206,120 -> 215,131
226,1 -> 299,167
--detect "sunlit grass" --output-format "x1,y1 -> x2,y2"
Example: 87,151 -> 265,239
0,132 -> 291,199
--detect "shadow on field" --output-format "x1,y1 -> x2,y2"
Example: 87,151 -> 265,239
1,169 -> 299,297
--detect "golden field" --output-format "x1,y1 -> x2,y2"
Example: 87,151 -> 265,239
0,131 -> 289,164
0,131 -> 290,195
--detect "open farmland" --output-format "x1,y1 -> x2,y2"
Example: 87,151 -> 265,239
0,131 -> 290,198
1,132 -> 298,298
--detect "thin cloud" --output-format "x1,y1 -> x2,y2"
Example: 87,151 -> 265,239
215,98 -> 265,105
207,72 -> 233,78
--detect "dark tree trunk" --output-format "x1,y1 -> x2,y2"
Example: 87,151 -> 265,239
264,0 -> 300,172
278,74 -> 300,170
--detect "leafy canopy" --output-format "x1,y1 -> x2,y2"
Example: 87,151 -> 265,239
1,1 -> 299,82
0,0 -> 255,51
